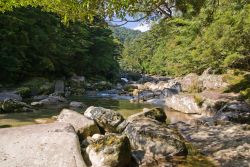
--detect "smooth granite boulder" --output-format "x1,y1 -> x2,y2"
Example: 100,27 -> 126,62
0,122 -> 87,167
57,109 -> 100,140
84,106 -> 128,133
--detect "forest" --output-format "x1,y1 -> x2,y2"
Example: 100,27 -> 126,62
120,0 -> 250,76
0,7 -> 120,84
1,0 -> 249,83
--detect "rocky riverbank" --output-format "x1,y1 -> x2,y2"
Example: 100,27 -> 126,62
0,107 -> 189,167
0,70 -> 249,166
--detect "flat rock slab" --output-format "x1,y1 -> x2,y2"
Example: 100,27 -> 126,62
171,122 -> 250,167
0,122 -> 86,167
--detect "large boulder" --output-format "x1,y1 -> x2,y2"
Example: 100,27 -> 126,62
84,106 -> 128,133
179,73 -> 201,92
57,109 -> 100,140
165,94 -> 202,114
0,122 -> 87,167
143,80 -> 182,92
85,133 -> 131,167
0,99 -> 33,113
0,92 -> 22,101
127,107 -> 167,123
31,95 -> 67,107
200,73 -> 229,90
123,117 -> 187,165
173,122 -> 250,167
179,71 -> 229,92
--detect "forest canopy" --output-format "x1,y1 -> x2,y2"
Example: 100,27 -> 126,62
0,7 -> 120,83
120,0 -> 250,76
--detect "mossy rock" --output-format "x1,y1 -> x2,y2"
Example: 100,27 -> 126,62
1,99 -> 33,113
86,134 -> 131,167
240,88 -> 250,101
16,87 -> 31,98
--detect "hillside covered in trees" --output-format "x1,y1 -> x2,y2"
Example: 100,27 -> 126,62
111,27 -> 142,44
0,7 -> 120,84
120,0 -> 250,76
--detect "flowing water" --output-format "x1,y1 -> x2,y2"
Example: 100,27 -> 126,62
0,95 -> 200,128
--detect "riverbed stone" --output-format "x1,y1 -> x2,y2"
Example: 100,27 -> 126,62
84,106 -> 127,133
123,117 -> 187,165
1,99 -> 33,113
57,109 -> 100,140
85,133 -> 131,167
128,107 -> 167,123
0,122 -> 87,167
31,95 -> 67,107
179,73 -> 200,92
33,95 -> 49,100
0,92 -> 22,101
69,101 -> 86,108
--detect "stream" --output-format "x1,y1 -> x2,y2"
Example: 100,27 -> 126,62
0,94 -> 216,166
0,94 -> 200,128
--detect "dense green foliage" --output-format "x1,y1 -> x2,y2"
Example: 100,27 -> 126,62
0,0 -> 207,24
111,27 -> 141,44
0,7 -> 120,83
121,0 -> 250,76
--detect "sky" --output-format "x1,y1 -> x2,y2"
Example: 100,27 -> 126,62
111,15 -> 151,32
123,22 -> 151,32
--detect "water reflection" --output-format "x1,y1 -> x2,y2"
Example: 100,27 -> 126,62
164,107 -> 201,124
0,96 -> 200,127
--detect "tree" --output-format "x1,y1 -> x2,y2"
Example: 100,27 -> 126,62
0,7 -> 120,83
120,0 -> 250,76
1,0 -> 208,25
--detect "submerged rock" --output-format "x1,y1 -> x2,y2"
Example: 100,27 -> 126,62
85,133 -> 131,167
123,117 -> 187,165
128,107 -> 167,123
69,101 -> 86,109
57,109 -> 100,140
34,118 -> 55,124
0,99 -> 33,113
84,106 -> 127,133
0,122 -> 87,167
33,95 -> 48,101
